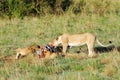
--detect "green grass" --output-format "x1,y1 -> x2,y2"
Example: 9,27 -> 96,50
0,14 -> 120,80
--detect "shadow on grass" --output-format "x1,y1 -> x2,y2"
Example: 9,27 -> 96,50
94,45 -> 120,54
75,45 -> 120,54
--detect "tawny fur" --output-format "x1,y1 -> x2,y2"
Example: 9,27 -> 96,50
16,45 -> 40,59
51,33 -> 111,57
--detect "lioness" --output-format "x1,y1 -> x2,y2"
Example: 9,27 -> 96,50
50,33 -> 112,57
16,45 -> 40,59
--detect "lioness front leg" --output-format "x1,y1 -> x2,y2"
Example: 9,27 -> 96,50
62,43 -> 68,55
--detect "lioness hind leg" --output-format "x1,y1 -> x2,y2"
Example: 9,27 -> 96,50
87,42 -> 96,57
88,47 -> 95,57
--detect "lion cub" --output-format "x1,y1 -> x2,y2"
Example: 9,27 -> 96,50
16,45 -> 40,59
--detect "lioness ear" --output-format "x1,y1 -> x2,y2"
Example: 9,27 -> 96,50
56,37 -> 58,40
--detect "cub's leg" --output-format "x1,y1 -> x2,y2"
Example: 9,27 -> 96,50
16,53 -> 21,59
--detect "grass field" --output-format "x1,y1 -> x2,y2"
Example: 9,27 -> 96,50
0,14 -> 120,80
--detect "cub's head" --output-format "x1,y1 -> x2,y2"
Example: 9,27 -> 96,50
50,36 -> 62,47
28,45 -> 41,53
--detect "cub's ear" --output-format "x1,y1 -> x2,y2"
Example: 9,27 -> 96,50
109,41 -> 112,44
28,47 -> 36,53
32,49 -> 36,53
28,47 -> 32,50
37,45 -> 41,48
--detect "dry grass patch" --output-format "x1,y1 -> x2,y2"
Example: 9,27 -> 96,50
103,64 -> 117,77
100,56 -> 111,65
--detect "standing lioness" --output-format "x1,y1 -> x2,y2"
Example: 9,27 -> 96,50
51,33 -> 111,57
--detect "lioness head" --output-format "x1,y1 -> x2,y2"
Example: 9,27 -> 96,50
51,36 -> 62,47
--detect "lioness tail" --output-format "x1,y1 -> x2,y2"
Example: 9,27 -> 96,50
96,39 -> 112,47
